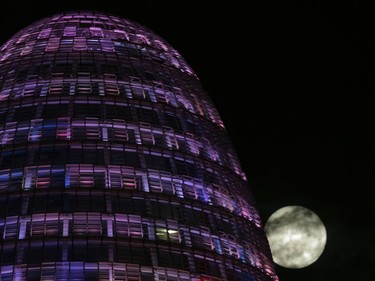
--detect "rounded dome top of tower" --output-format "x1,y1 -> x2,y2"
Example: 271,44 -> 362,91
0,11 -> 195,76
0,10 -> 225,129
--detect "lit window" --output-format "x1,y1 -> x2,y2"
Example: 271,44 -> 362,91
148,175 -> 163,193
64,26 -> 77,37
90,27 -> 103,37
46,37 -> 60,52
108,166 -> 138,190
220,234 -> 241,259
23,166 -> 51,190
72,212 -> 102,236
28,119 -> 43,142
38,28 -> 52,39
2,217 -> 19,239
176,94 -> 195,113
56,117 -> 71,140
165,129 -> 179,150
155,221 -> 180,243
182,178 -> 198,200
65,165 -> 93,188
140,124 -> 155,145
100,38 -> 114,52
30,213 -> 61,237
21,40 -> 35,56
1,122 -> 17,145
114,214 -> 143,238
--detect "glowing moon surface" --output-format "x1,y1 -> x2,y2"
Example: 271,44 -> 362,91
265,206 -> 327,269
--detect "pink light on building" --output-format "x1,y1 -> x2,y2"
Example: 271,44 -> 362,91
0,11 -> 277,281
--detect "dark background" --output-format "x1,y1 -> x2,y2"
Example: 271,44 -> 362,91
0,1 -> 373,280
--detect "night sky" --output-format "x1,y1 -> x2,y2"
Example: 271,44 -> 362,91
0,1 -> 372,280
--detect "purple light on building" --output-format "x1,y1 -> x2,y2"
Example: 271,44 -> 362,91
0,11 -> 278,281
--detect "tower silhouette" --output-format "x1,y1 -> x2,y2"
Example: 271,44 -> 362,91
0,11 -> 278,281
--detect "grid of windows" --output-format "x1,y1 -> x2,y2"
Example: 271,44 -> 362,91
0,99 -> 244,178
0,164 -> 258,223
0,11 -> 277,281
0,212 -> 262,265
0,262 -> 262,281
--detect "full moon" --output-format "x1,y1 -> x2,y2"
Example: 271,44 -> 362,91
265,206 -> 327,269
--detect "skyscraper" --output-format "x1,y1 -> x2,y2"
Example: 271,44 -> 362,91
0,11 -> 278,281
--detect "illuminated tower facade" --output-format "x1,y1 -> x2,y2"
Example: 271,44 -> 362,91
0,12 -> 278,280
